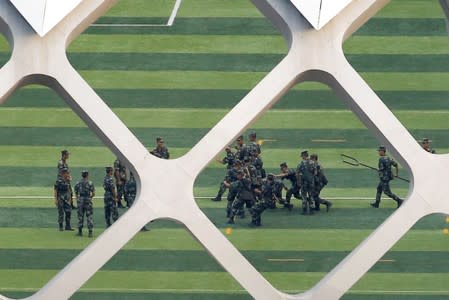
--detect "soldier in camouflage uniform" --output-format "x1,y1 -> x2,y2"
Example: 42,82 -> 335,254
250,174 -> 275,226
234,135 -> 249,161
220,160 -> 242,216
370,146 -> 403,208
227,170 -> 257,224
103,167 -> 119,227
277,162 -> 297,210
113,158 -> 127,208
247,130 -> 261,160
310,154 -> 332,212
150,137 -> 170,159
298,150 -> 317,215
124,172 -> 149,231
252,152 -> 266,179
211,147 -> 236,201
74,170 -> 95,237
57,149 -> 70,180
421,138 -> 436,153
54,168 -> 74,231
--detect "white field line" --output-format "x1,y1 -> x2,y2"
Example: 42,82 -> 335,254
90,0 -> 182,28
1,287 -> 449,295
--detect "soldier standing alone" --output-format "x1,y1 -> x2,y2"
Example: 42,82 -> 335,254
370,146 -> 403,208
150,137 -> 170,159
54,168 -> 74,231
74,170 -> 95,237
103,167 -> 119,227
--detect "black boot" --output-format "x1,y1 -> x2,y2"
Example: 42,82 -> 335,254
370,202 -> 379,208
88,230 -> 93,238
396,198 -> 403,208
59,223 -> 63,231
76,228 -> 82,236
65,223 -> 74,231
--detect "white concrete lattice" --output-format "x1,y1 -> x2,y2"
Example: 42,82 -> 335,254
0,0 -> 448,299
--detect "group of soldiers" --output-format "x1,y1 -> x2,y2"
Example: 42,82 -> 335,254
211,131 -> 332,227
52,137 -> 169,236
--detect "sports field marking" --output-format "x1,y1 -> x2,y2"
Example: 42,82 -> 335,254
267,258 -> 304,262
312,139 -> 347,143
91,0 -> 182,27
379,259 -> 396,263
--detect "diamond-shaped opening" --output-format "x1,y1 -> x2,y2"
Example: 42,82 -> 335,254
67,0 -> 284,160
195,77 -> 410,295
0,84 -> 138,298
0,32 -> 11,69
343,0 -> 449,154
72,219 -> 252,300
342,213 -> 449,300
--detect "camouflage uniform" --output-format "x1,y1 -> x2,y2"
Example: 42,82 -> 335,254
252,154 -> 266,179
224,164 -> 242,216
54,176 -> 73,230
250,175 -> 274,226
114,158 -> 127,207
311,156 -> 332,212
228,175 -> 256,223
150,147 -> 170,159
211,150 -> 236,201
279,167 -> 299,209
103,172 -> 119,227
74,177 -> 95,233
57,159 -> 69,180
124,173 -> 137,207
298,153 -> 317,215
371,150 -> 403,208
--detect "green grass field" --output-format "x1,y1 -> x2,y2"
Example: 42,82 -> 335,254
0,0 -> 448,299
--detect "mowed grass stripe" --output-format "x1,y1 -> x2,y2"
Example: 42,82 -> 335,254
0,228 -> 446,251
0,270 -> 448,294
3,89 -> 449,110
61,35 -> 449,54
1,128 -> 447,148
2,108 -> 449,129
1,249 -> 448,273
0,167 -> 411,188
0,146 -> 418,169
86,17 -> 447,36
1,205 -> 439,230
61,53 -> 449,72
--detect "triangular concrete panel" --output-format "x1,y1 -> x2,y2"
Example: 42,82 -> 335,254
9,0 -> 46,35
318,0 -> 353,29
290,0 -> 322,29
42,0 -> 83,36
9,0 -> 82,37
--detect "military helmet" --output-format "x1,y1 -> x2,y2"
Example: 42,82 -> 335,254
422,138 -> 430,144
248,130 -> 256,137
106,166 -> 113,173
378,145 -> 386,152
280,162 -> 287,168
267,173 -> 274,181
301,150 -> 309,157
81,170 -> 89,178
61,149 -> 69,156
310,154 -> 318,160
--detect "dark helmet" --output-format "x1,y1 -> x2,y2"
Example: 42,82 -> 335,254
310,154 -> 318,160
267,173 -> 274,181
81,170 -> 89,178
280,162 -> 287,168
378,145 -> 386,152
301,150 -> 309,157
248,130 -> 256,138
422,138 -> 430,144
106,166 -> 113,173
61,149 -> 69,156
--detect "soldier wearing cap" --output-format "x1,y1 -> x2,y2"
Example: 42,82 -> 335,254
74,170 -> 95,237
211,149 -> 239,202
227,169 -> 256,224
150,137 -> 170,159
57,150 -> 70,180
103,166 -> 119,227
219,160 -> 243,216
276,162 -> 297,210
370,146 -> 403,208
113,158 -> 127,208
297,150 -> 317,215
247,130 -> 261,160
421,138 -> 435,154
310,154 -> 332,212
234,135 -> 249,162
54,168 -> 74,231
249,173 -> 275,226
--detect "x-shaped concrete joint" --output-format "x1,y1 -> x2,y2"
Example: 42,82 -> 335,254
0,0 -> 448,299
